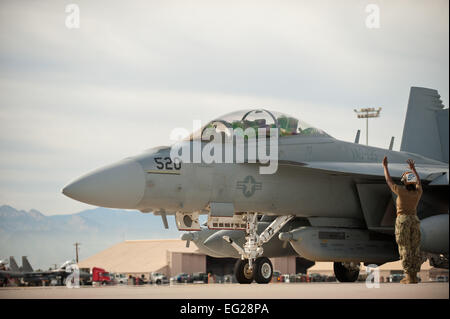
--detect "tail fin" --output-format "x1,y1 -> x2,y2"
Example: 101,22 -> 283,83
400,87 -> 449,163
21,256 -> 34,272
9,256 -> 19,272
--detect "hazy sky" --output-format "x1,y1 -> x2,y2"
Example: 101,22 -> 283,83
0,0 -> 448,215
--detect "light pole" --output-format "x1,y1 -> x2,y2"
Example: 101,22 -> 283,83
354,107 -> 382,145
74,242 -> 81,263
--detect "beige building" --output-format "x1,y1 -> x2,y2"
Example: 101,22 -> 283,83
272,256 -> 297,275
78,239 -> 205,279
78,239 -> 312,279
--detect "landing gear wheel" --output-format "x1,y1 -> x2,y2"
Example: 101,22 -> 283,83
234,259 -> 254,284
333,262 -> 360,282
254,257 -> 273,284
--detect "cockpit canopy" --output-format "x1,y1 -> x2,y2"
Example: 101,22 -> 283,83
187,109 -> 330,141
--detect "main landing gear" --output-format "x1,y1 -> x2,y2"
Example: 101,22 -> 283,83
224,213 -> 293,284
333,262 -> 360,282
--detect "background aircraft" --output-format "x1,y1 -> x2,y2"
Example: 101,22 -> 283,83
63,86 -> 449,283
0,256 -> 85,286
0,257 -> 37,285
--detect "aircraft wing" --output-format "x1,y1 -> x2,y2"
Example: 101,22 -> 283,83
279,161 -> 449,184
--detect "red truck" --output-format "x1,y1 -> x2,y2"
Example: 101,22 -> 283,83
92,267 -> 112,285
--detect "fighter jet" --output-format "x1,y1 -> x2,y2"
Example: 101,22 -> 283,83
0,256 -> 33,285
63,87 -> 449,284
0,257 -> 19,272
0,257 -> 83,286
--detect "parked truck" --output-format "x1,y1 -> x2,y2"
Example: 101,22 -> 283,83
111,273 -> 128,284
150,272 -> 169,285
92,267 -> 112,285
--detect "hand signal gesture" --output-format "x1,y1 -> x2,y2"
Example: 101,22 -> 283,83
407,159 -> 415,170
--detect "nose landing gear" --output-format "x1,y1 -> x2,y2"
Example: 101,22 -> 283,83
234,259 -> 254,284
225,213 -> 293,284
234,257 -> 274,284
254,257 -> 273,284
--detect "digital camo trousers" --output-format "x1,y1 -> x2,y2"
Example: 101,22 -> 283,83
395,214 -> 422,274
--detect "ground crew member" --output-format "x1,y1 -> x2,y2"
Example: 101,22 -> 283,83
382,157 -> 423,284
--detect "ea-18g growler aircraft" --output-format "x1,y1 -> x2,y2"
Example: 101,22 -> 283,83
63,87 -> 449,283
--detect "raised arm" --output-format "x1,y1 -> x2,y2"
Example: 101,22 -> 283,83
407,159 -> 421,187
382,156 -> 395,191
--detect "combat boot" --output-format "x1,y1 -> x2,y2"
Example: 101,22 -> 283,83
400,274 -> 411,284
410,273 -> 419,284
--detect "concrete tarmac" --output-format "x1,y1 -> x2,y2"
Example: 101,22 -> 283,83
0,282 -> 448,299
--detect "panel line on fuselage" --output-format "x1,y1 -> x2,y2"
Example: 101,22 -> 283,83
146,170 -> 181,175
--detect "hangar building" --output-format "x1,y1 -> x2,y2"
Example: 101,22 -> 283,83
78,239 -> 315,279
78,239 -> 440,281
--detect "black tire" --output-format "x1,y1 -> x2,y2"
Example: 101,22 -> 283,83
333,262 -> 360,282
156,279 -> 161,285
234,259 -> 254,284
254,257 -> 273,284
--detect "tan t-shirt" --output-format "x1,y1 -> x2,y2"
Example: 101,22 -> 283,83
391,184 -> 423,215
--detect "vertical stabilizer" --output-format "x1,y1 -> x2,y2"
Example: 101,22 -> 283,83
400,87 -> 449,163
9,256 -> 19,272
21,256 -> 34,272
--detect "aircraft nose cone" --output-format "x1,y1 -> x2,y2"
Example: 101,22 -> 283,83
62,159 -> 146,209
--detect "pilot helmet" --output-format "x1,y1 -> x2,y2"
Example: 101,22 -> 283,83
401,171 -> 417,185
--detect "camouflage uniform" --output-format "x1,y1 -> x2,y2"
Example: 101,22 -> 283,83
395,214 -> 422,274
